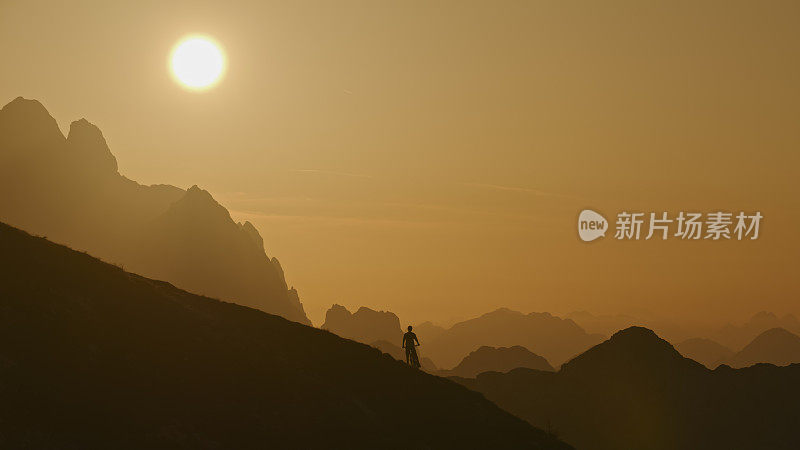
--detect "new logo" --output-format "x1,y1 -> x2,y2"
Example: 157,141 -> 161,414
578,209 -> 608,242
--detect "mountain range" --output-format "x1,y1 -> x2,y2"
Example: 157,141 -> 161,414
321,305 -> 604,370
453,327 -> 800,450
0,97 -> 309,324
438,345 -> 554,378
322,304 -> 403,345
0,221 -> 570,449
422,308 -> 604,368
713,311 -> 800,350
726,327 -> 800,368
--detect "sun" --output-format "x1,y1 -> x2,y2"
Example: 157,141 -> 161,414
170,35 -> 226,90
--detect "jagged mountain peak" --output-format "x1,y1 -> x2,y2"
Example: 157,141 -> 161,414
66,118 -> 118,173
0,96 -> 311,326
0,97 -> 64,146
185,184 -> 212,198
240,220 -> 264,250
167,185 -> 231,221
328,303 -> 349,314
322,304 -> 403,345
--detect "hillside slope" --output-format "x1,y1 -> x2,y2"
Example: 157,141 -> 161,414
0,222 -> 568,450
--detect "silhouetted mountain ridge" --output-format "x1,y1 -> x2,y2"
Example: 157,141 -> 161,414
440,345 -> 554,378
561,326 -> 705,377
715,311 -> 800,350
454,326 -> 800,450
726,327 -> 800,368
322,304 -> 403,345
0,97 -> 309,324
66,117 -> 118,174
427,307 -> 605,368
0,221 -> 569,449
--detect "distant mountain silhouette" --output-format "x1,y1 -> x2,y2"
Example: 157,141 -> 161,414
0,221 -> 570,449
567,310 -> 704,344
726,328 -> 800,368
370,340 -> 438,371
676,337 -> 734,369
413,321 -> 447,342
322,304 -> 403,345
0,97 -> 309,324
714,311 -> 800,350
426,308 -> 605,368
454,326 -> 800,450
439,345 -> 554,378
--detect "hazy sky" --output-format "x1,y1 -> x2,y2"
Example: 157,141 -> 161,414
2,0 -> 799,326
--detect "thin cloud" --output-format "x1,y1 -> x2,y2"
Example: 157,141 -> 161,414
228,209 -> 443,229
460,182 -> 585,201
293,169 -> 373,179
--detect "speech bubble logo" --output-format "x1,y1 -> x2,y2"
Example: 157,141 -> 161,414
578,209 -> 608,242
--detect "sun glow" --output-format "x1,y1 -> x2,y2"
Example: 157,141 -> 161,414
170,36 -> 226,90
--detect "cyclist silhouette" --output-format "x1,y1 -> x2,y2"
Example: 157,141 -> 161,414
402,325 -> 421,368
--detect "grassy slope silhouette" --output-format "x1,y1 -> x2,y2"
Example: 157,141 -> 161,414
0,222 -> 570,450
454,327 -> 800,450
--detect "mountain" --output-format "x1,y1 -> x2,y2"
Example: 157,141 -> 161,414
453,326 -> 800,450
726,328 -> 800,368
0,97 -> 309,324
322,304 -> 403,345
439,346 -> 554,378
413,321 -> 447,342
676,337 -> 734,369
714,311 -> 800,350
0,221 -> 569,449
370,340 -> 438,371
425,308 -> 605,368
566,310 -> 708,344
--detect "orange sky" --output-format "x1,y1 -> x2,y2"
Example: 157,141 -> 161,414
2,0 -> 798,326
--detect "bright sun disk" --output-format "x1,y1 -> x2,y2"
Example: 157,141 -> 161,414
170,36 -> 225,90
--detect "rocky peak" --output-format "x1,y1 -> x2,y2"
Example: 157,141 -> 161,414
322,304 -> 403,345
66,118 -> 118,174
0,97 -> 65,148
240,221 -> 264,251
169,185 -> 232,221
